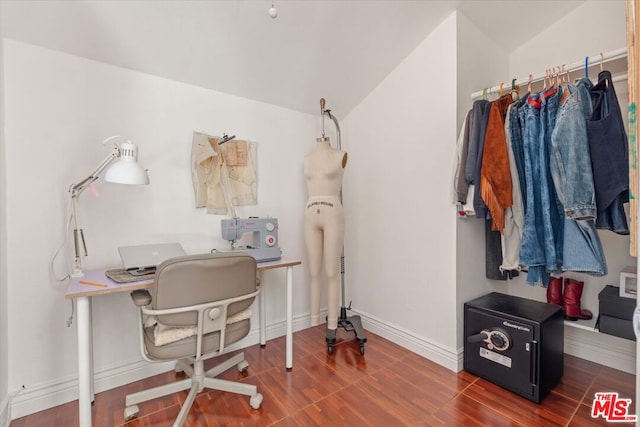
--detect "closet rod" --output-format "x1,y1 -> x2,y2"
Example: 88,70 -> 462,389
470,47 -> 628,100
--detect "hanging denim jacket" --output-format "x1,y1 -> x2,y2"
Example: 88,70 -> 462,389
550,85 -> 597,220
550,84 -> 607,276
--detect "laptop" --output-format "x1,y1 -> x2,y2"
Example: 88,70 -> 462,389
118,242 -> 186,276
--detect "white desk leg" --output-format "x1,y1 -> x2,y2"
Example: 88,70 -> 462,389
259,271 -> 266,347
286,266 -> 293,371
88,297 -> 95,402
76,296 -> 93,427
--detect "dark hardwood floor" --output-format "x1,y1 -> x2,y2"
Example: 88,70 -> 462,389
11,325 -> 636,426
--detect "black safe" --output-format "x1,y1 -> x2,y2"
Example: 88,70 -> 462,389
464,292 -> 564,403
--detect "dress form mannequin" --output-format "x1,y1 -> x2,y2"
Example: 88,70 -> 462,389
304,137 -> 348,331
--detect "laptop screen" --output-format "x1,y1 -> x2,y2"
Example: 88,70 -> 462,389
118,243 -> 186,274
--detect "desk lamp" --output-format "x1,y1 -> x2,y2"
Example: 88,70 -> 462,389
69,136 -> 149,277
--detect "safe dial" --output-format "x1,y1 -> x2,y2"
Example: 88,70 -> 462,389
482,328 -> 511,352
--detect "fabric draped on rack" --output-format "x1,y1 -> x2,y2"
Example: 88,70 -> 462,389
481,94 -> 513,232
454,69 -> 629,286
466,100 -> 492,219
500,103 -> 524,272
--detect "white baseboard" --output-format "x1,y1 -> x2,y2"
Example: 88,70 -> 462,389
10,313 -> 312,420
564,325 -> 636,374
1,386 -> 25,427
10,359 -> 175,420
353,309 -> 460,372
356,310 -> 635,376
0,395 -> 10,427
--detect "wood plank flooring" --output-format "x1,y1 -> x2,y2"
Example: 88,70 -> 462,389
11,325 -> 636,426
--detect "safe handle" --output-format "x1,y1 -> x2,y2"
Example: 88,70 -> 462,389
529,340 -> 538,385
467,331 -> 489,343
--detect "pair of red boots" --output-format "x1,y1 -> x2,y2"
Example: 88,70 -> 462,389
546,277 -> 593,321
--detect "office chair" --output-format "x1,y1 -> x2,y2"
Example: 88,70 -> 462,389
124,252 -> 263,426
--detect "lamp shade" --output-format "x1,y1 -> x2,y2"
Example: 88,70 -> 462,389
104,140 -> 150,185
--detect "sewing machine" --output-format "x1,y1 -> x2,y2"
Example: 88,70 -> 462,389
220,217 -> 282,262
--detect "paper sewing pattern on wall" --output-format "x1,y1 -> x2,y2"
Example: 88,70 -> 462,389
191,131 -> 258,215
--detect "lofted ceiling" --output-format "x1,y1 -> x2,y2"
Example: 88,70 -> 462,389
1,0 -> 585,116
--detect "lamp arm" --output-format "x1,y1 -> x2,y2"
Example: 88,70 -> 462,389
69,145 -> 120,198
67,142 -> 120,277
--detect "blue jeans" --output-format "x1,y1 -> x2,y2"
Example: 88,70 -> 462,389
520,91 -> 564,285
540,90 -> 564,274
519,94 -> 547,285
561,220 -> 607,275
510,95 -> 528,207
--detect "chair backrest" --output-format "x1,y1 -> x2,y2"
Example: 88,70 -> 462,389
153,252 -> 257,327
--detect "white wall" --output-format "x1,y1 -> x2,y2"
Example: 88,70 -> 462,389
342,13 -> 459,370
454,11 -> 509,353
3,39 -> 319,418
0,13 -> 10,426
509,0 -> 627,78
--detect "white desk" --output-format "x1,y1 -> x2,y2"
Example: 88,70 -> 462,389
65,257 -> 301,427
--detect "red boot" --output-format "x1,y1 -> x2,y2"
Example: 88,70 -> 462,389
546,277 -> 563,305
563,278 -> 593,321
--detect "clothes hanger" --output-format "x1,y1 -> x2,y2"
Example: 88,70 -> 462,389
599,52 -> 609,88
543,67 -> 558,98
219,133 -> 235,146
558,65 -> 564,85
483,88 -> 488,100
499,82 -> 504,96
527,74 -> 533,94
560,64 -> 571,104
511,78 -> 519,101
585,56 -> 589,81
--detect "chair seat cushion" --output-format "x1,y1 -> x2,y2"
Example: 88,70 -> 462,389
143,318 -> 251,360
152,309 -> 252,346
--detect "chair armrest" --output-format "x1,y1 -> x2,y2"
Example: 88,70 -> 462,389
131,290 -> 152,306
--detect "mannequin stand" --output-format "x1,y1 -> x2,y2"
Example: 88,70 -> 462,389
326,303 -> 367,355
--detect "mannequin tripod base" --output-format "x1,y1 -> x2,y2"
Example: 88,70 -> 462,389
326,306 -> 367,355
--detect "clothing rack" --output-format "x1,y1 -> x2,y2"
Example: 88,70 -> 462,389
471,47 -> 628,100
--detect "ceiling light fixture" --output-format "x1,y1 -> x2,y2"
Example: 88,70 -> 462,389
268,0 -> 277,19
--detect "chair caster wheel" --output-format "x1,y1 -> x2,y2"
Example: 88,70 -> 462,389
237,360 -> 249,373
359,344 -> 365,355
124,404 -> 139,421
327,344 -> 334,355
250,393 -> 263,409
